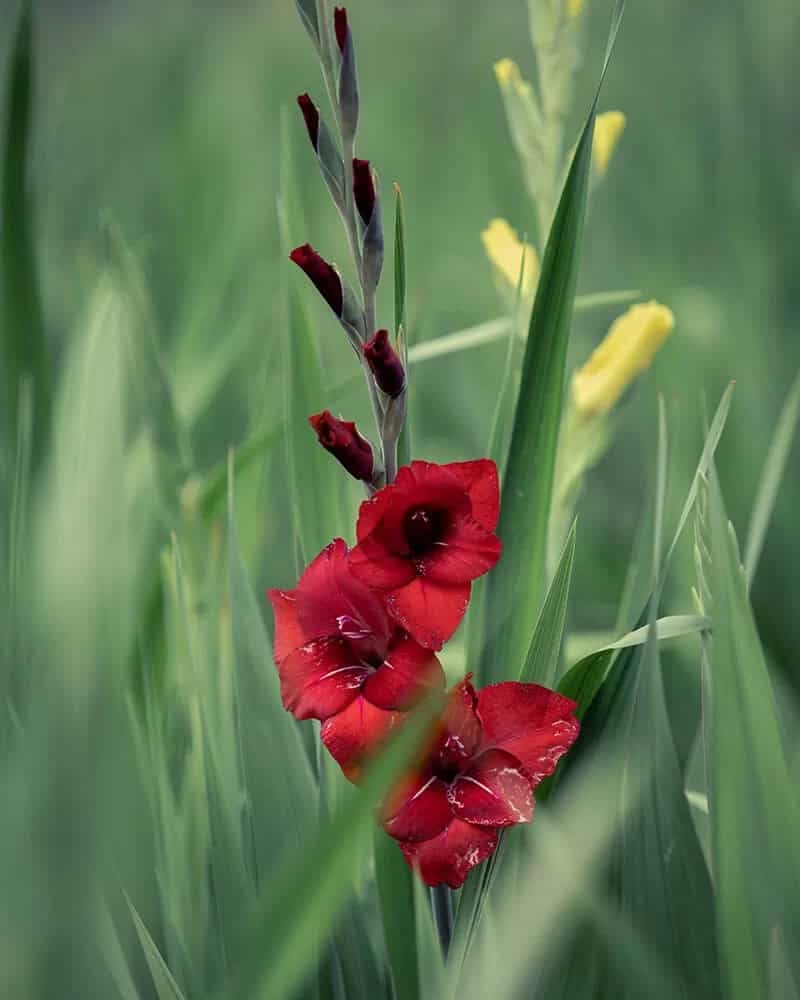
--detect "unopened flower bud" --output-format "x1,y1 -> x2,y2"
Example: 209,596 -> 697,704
297,93 -> 320,151
334,7 -> 349,54
290,244 -> 343,316
363,329 -> 406,398
309,410 -> 374,482
352,158 -> 376,225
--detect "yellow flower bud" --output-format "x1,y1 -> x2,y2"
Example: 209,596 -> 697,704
493,58 -> 533,100
568,0 -> 586,16
481,219 -> 539,299
593,111 -> 626,177
572,301 -> 674,417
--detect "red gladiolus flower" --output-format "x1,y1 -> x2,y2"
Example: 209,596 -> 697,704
290,243 -> 343,316
383,677 -> 580,888
309,410 -> 374,483
363,329 -> 406,398
349,460 -> 502,650
352,158 -> 376,225
297,93 -> 320,150
334,7 -> 348,53
268,539 -> 445,780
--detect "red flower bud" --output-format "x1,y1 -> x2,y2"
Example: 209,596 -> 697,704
297,93 -> 319,151
290,244 -> 343,316
363,329 -> 406,397
309,410 -> 374,482
352,158 -> 376,225
334,7 -> 348,53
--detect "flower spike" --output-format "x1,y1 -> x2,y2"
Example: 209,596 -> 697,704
309,411 -> 375,483
363,329 -> 406,398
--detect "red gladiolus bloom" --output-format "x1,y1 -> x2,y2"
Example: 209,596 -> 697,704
349,460 -> 502,650
268,539 -> 445,780
383,677 -> 580,888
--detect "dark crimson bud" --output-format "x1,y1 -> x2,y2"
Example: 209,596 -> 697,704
352,158 -> 376,225
309,410 -> 374,482
297,93 -> 320,151
290,244 -> 343,316
363,329 -> 406,398
334,7 -> 348,53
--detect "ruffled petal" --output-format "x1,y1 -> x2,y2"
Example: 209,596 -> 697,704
400,818 -> 498,888
349,536 -> 417,589
444,459 -> 500,531
386,578 -> 471,651
321,695 -> 402,782
356,481 -> 397,543
362,635 -> 445,711
447,749 -> 534,826
383,774 -> 451,842
476,682 -> 580,785
436,676 -> 482,773
295,539 -> 391,659
420,513 -> 502,584
278,638 -> 366,721
267,588 -> 305,663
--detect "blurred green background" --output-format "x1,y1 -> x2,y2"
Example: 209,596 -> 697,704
3,0 -> 796,681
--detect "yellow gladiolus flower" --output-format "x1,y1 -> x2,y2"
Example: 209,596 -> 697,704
493,58 -> 533,100
572,301 -> 675,417
593,111 -> 626,177
481,219 -> 539,299
568,0 -> 586,16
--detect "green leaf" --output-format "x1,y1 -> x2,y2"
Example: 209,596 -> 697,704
374,827 -> 419,1000
224,693 -> 441,1000
277,108 -> 347,566
127,896 -> 189,1000
744,367 -> 800,586
479,1 -> 625,685
1,0 -> 50,471
704,465 -> 800,998
518,518 -> 577,687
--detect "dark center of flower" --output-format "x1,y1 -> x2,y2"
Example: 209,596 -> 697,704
404,507 -> 445,555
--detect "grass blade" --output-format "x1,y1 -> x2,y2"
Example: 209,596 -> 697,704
1,0 -> 50,471
743,368 -> 800,586
127,897 -> 189,1000
374,828 -> 420,1000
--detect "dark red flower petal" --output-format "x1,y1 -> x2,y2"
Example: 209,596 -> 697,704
321,695 -> 402,782
400,818 -> 499,888
363,329 -> 406,398
419,512 -> 502,584
362,634 -> 444,711
267,588 -> 305,663
297,93 -> 320,151
355,482 -> 397,544
476,683 -> 580,785
444,459 -> 501,532
352,158 -> 376,226
436,676 -> 482,773
333,6 -> 348,53
295,538 -> 390,661
278,638 -> 367,720
386,577 -> 471,651
289,243 -> 343,316
309,411 -> 374,483
447,748 -> 534,827
383,774 -> 451,843
349,535 -> 417,589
